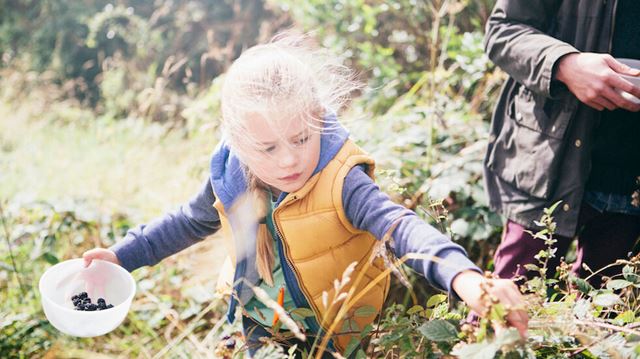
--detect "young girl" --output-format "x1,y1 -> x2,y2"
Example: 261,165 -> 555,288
83,33 -> 527,357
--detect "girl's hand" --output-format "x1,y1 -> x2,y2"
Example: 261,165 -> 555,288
452,270 -> 528,338
82,248 -> 121,267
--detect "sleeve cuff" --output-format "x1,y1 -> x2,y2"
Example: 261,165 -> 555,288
109,236 -> 151,273
543,46 -> 580,99
430,249 -> 482,297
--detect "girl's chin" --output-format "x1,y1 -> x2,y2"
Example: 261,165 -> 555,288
276,181 -> 304,194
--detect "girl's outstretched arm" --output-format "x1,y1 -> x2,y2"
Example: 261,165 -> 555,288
95,178 -> 221,272
343,166 -> 479,293
343,166 -> 527,336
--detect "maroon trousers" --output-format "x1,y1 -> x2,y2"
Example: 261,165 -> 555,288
493,204 -> 640,288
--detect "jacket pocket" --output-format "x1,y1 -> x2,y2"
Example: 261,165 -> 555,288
486,86 -> 574,199
513,86 -> 571,139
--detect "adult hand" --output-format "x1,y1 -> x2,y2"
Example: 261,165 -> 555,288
452,270 -> 528,338
83,248 -> 121,267
555,53 -> 640,112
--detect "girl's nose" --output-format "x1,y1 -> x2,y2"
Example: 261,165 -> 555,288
278,146 -> 297,168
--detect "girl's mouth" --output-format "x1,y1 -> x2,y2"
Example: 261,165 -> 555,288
280,173 -> 301,181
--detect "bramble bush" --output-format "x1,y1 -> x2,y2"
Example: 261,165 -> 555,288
4,0 -> 640,357
4,199 -> 640,358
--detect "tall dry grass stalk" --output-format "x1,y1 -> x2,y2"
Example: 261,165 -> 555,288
248,281 -> 306,342
311,217 -> 462,358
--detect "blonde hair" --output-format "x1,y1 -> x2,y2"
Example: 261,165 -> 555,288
221,32 -> 361,157
220,32 -> 361,286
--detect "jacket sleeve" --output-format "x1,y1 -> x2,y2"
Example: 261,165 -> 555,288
110,178 -> 221,272
485,0 -> 579,97
342,167 -> 480,294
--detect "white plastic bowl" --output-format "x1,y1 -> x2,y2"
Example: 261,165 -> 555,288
39,259 -> 136,337
616,58 -> 640,105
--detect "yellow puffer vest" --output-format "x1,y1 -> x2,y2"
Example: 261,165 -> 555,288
213,139 -> 390,352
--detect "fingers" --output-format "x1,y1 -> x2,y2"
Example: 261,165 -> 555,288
82,250 -> 96,267
488,279 -> 529,338
605,55 -> 640,77
602,87 -> 640,112
506,306 -> 528,338
590,96 -> 616,111
604,77 -> 640,111
562,54 -> 640,112
583,87 -> 636,112
607,73 -> 640,100
82,248 -> 118,267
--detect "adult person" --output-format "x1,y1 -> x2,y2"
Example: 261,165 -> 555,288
483,0 -> 640,287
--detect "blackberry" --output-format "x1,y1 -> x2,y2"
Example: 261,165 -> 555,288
225,338 -> 236,349
70,292 -> 114,311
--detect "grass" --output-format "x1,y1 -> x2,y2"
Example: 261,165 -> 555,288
0,84 -> 242,357
0,96 -> 214,220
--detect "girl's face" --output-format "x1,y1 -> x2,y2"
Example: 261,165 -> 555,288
239,112 -> 321,195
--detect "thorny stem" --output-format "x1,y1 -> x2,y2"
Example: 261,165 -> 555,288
0,201 -> 26,296
568,320 -> 640,357
583,259 -> 631,283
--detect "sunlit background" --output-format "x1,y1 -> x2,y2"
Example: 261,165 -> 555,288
5,1 -> 597,357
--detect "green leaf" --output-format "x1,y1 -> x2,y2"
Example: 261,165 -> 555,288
489,303 -> 507,322
343,337 -> 360,359
362,323 -> 373,338
41,252 -> 59,264
450,218 -> 470,237
572,277 -> 594,294
406,305 -> 424,315
426,294 -> 447,308
418,320 -> 458,342
451,341 -> 499,359
606,279 -> 632,290
290,307 -> 315,320
354,305 -> 377,318
523,264 -> 540,272
623,265 -> 640,284
545,201 -> 562,215
592,293 -> 621,307
287,344 -> 298,357
614,310 -> 635,324
341,318 -> 359,332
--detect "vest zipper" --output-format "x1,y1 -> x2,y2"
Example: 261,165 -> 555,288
272,201 -> 333,348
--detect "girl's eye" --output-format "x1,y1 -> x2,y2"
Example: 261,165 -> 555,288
262,145 -> 276,153
295,136 -> 310,146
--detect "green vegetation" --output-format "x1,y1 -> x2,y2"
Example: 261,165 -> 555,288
2,0 -> 640,358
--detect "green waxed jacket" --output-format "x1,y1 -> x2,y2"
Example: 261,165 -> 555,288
483,0 -> 619,237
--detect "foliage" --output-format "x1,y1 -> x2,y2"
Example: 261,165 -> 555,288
0,200 -> 238,358
275,0 -> 496,114
5,0 -> 640,358
0,0 -> 285,114
6,199 -> 640,358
